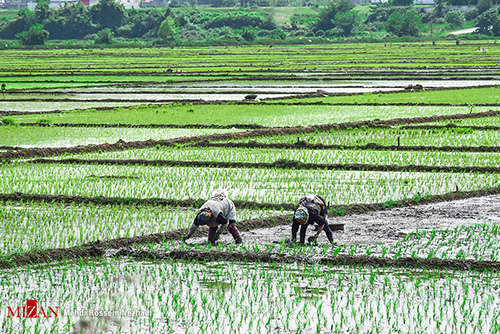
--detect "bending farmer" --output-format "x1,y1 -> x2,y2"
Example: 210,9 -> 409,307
183,190 -> 242,245
292,194 -> 334,245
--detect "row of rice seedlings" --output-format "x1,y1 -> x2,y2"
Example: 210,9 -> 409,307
0,101 -> 141,113
0,126 -> 232,148
368,223 -> 500,261
1,163 -> 499,205
58,146 -> 500,168
223,127 -> 500,147
429,115 -> 500,128
199,222 -> 500,262
2,257 -> 499,333
0,201 -> 282,257
2,42 -> 497,71
7,104 -> 486,128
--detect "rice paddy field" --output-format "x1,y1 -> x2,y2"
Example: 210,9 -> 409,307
2,42 -> 500,333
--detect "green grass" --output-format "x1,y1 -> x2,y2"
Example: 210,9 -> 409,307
0,9 -> 17,20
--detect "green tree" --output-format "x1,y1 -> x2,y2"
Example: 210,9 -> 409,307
89,0 -> 125,30
34,0 -> 51,23
314,0 -> 354,31
158,17 -> 178,45
42,2 -> 96,39
16,23 -> 49,45
445,10 -> 465,28
477,0 -> 492,14
475,8 -> 500,35
386,9 -> 421,36
333,10 -> 359,36
0,7 -> 34,38
65,2 -> 95,38
432,0 -> 450,19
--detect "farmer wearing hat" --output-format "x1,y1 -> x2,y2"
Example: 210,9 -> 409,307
183,190 -> 242,245
292,194 -> 334,245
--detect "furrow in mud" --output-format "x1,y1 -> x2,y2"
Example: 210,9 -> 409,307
118,249 -> 500,272
27,158 -> 500,174
0,145 -> 24,151
2,110 -> 500,160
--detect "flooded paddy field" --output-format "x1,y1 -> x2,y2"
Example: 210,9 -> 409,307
0,126 -> 235,148
3,43 -> 500,333
1,255 -> 499,333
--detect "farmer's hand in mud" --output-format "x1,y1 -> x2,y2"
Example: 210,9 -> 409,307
307,236 -> 318,245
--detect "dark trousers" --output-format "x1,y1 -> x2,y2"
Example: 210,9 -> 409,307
208,222 -> 240,242
291,209 -> 333,244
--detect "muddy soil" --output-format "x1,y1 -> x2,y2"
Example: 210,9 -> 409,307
231,194 -> 500,249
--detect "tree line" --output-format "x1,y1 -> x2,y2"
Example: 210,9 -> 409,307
0,0 -> 499,46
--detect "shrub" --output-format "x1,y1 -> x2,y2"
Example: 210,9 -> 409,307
94,28 -> 114,44
240,27 -> 255,41
269,28 -> 286,40
16,23 -> 49,45
445,11 -> 465,29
